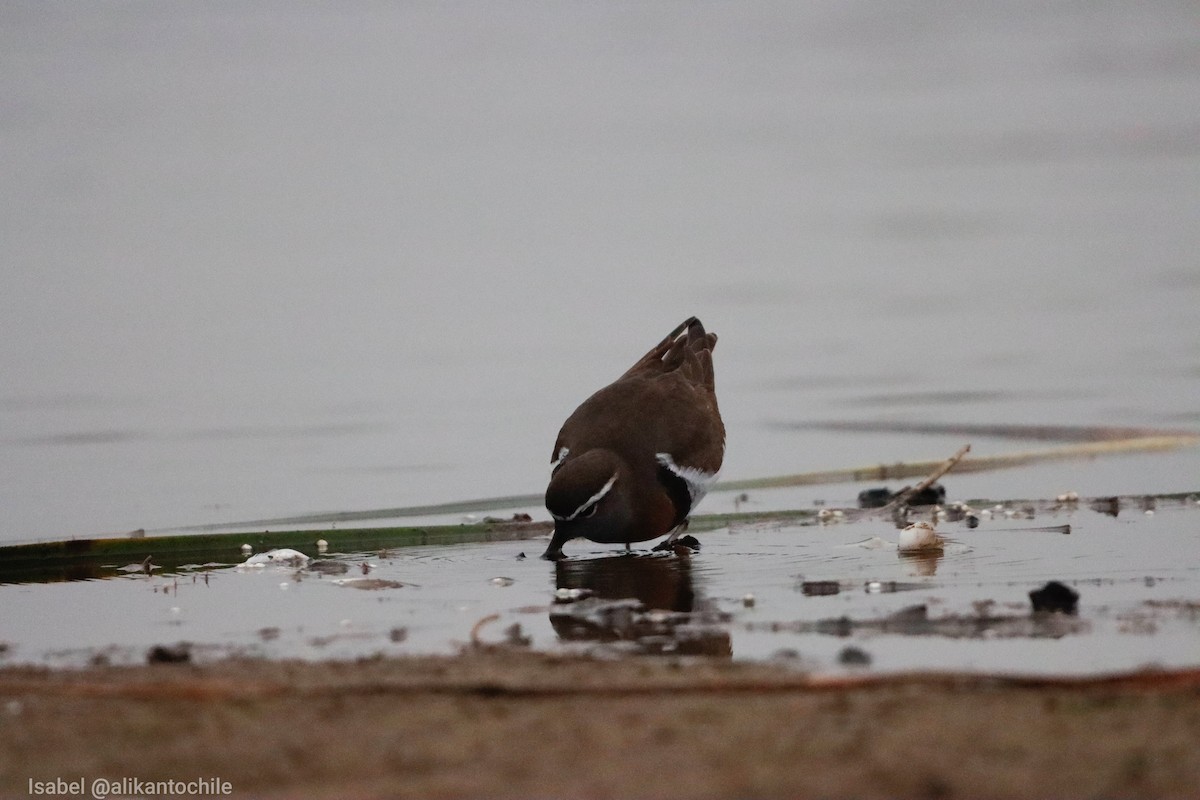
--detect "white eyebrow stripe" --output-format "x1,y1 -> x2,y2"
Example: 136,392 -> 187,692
563,473 -> 617,521
550,446 -> 569,473
656,453 -> 718,506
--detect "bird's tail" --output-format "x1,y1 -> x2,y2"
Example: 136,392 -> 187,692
623,317 -> 717,386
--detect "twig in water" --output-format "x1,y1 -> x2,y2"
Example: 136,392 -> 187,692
469,614 -> 500,648
884,444 -> 972,512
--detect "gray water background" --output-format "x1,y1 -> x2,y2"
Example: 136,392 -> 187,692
3,2 -> 1199,543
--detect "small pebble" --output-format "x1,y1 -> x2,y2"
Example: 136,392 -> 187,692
490,576 -> 515,587
240,544 -> 252,556
838,646 -> 872,667
147,643 -> 191,664
316,539 -> 329,554
1029,581 -> 1079,614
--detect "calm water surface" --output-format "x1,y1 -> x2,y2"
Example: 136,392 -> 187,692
1,4 -> 1198,674
2,2 -> 1197,542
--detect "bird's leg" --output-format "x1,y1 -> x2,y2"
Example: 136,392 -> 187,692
651,520 -> 690,552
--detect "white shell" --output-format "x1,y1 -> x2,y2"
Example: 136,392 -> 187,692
898,521 -> 944,552
242,548 -> 311,567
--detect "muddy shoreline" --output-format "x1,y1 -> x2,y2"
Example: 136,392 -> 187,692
3,652 -> 1199,799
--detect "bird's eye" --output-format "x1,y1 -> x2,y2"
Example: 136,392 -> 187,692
582,504 -> 599,518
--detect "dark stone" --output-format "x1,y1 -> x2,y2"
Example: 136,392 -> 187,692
857,483 -> 947,508
907,483 -> 947,506
838,646 -> 872,666
1029,581 -> 1079,614
147,643 -> 191,664
801,580 -> 841,596
857,487 -> 893,508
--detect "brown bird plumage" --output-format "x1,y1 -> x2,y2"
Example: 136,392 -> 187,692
543,317 -> 725,560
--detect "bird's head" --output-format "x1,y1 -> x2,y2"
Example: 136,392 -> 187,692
542,449 -> 631,559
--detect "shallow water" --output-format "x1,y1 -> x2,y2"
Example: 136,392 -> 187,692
1,4 -> 1198,677
3,495 -> 1197,675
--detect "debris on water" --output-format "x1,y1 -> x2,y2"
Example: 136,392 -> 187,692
965,514 -> 980,528
361,562 -> 372,575
515,552 -> 526,560
553,587 -> 593,603
898,521 -> 944,552
490,576 -> 515,587
865,580 -> 927,594
1029,581 -> 1080,614
316,539 -> 328,554
116,557 -> 159,574
332,578 -> 405,590
838,646 -> 872,667
483,512 -> 534,524
755,601 -> 1088,639
907,483 -> 947,507
801,580 -> 841,596
1092,496 -> 1121,517
1056,491 -> 1080,504
857,488 -> 893,509
242,548 -> 310,568
389,627 -> 408,643
653,534 -> 701,552
742,593 -> 756,608
469,613 -> 500,648
944,502 -> 972,522
147,643 -> 191,664
817,508 -> 845,523
548,596 -> 731,656
503,623 -> 532,647
307,560 -> 350,576
860,482 -> 950,509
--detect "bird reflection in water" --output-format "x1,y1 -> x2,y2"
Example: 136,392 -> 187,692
899,549 -> 943,576
549,552 -> 731,657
